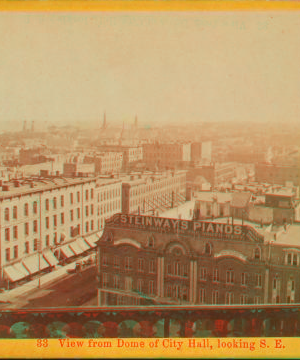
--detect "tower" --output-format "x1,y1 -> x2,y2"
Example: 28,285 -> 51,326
102,112 -> 107,130
134,115 -> 138,129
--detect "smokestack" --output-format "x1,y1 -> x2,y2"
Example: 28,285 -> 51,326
102,112 -> 107,129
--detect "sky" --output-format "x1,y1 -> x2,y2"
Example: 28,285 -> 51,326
0,11 -> 299,129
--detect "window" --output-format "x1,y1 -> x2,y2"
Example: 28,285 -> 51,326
24,203 -> 29,216
200,267 -> 207,281
24,223 -> 29,236
273,278 -> 277,290
45,217 -> 49,229
77,208 -> 80,219
205,243 -> 211,255
102,273 -> 109,288
33,239 -> 38,251
240,294 -> 248,305
45,199 -> 49,211
213,268 -> 219,282
125,257 -> 133,270
149,259 -> 156,273
33,220 -> 38,233
85,189 -> 89,201
174,261 -> 181,276
13,226 -> 18,239
70,210 -> 74,221
90,220 -> 94,231
90,204 -> 94,215
199,288 -> 206,304
124,276 -> 133,292
113,256 -> 120,268
102,254 -> 108,266
254,248 -> 261,260
254,296 -> 261,305
226,269 -> 234,284
113,275 -> 120,289
53,215 -> 57,227
85,222 -> 89,233
149,281 -> 155,296
53,197 -> 57,209
33,201 -> 38,214
45,235 -> 50,247
5,228 -> 10,241
77,191 -> 80,202
225,292 -> 234,305
138,258 -> 145,272
137,279 -> 144,293
287,253 -> 298,266
4,208 -> 9,221
13,245 -> 18,259
212,290 -> 219,305
85,206 -> 89,217
90,188 -> 94,199
61,213 -> 64,225
13,206 -> 17,220
25,242 -> 29,254
5,248 -> 10,262
70,193 -> 74,204
54,232 -> 58,245
241,273 -> 248,286
60,195 -> 64,207
255,274 -> 262,287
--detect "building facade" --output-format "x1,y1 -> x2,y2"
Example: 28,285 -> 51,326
97,213 -> 300,306
255,163 -> 300,187
0,176 -> 122,287
121,171 -> 186,215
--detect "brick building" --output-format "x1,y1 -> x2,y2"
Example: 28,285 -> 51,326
255,163 -> 300,188
97,213 -> 300,306
0,175 -> 122,287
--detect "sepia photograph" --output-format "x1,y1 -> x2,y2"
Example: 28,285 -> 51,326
0,4 -> 300,357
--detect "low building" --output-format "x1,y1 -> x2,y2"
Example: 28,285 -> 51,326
97,213 -> 300,306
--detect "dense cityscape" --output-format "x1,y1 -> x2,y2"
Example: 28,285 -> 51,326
0,117 -> 299,311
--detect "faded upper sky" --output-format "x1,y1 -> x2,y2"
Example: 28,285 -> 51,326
0,11 -> 299,128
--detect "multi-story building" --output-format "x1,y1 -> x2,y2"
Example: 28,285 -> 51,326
97,213 -> 300,306
97,145 -> 143,171
120,171 -> 186,215
255,163 -> 300,188
83,152 -> 123,175
0,175 -> 122,288
191,141 -> 212,164
142,142 -> 191,170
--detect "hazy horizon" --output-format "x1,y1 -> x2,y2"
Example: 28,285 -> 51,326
0,11 -> 299,129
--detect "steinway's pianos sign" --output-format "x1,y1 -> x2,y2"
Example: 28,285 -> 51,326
111,214 -> 264,243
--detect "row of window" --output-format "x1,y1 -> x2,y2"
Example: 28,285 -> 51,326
97,188 -> 121,203
102,255 -> 156,273
4,203 -> 38,221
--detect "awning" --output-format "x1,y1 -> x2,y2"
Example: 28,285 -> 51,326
60,245 -> 75,259
84,233 -> 99,248
69,242 -> 84,255
76,238 -> 90,252
43,250 -> 59,266
3,265 -> 24,282
22,254 -> 49,274
13,262 -> 30,278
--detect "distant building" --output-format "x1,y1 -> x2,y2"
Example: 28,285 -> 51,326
191,141 -> 212,164
142,142 -> 191,170
255,163 -> 300,187
120,170 -> 186,215
83,152 -> 123,175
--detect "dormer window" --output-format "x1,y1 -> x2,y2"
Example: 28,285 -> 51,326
254,247 -> 261,260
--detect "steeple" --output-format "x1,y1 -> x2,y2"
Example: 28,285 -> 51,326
134,115 -> 138,129
102,112 -> 107,130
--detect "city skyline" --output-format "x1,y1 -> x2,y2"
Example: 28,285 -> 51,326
0,11 -> 300,128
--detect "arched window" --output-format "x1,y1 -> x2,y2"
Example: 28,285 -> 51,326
174,261 -> 181,276
205,243 -> 211,255
53,197 -> 57,209
254,247 -> 261,260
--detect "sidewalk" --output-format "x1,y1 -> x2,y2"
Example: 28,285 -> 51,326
0,254 -> 95,304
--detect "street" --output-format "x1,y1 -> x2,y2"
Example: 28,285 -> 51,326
18,266 -> 98,308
